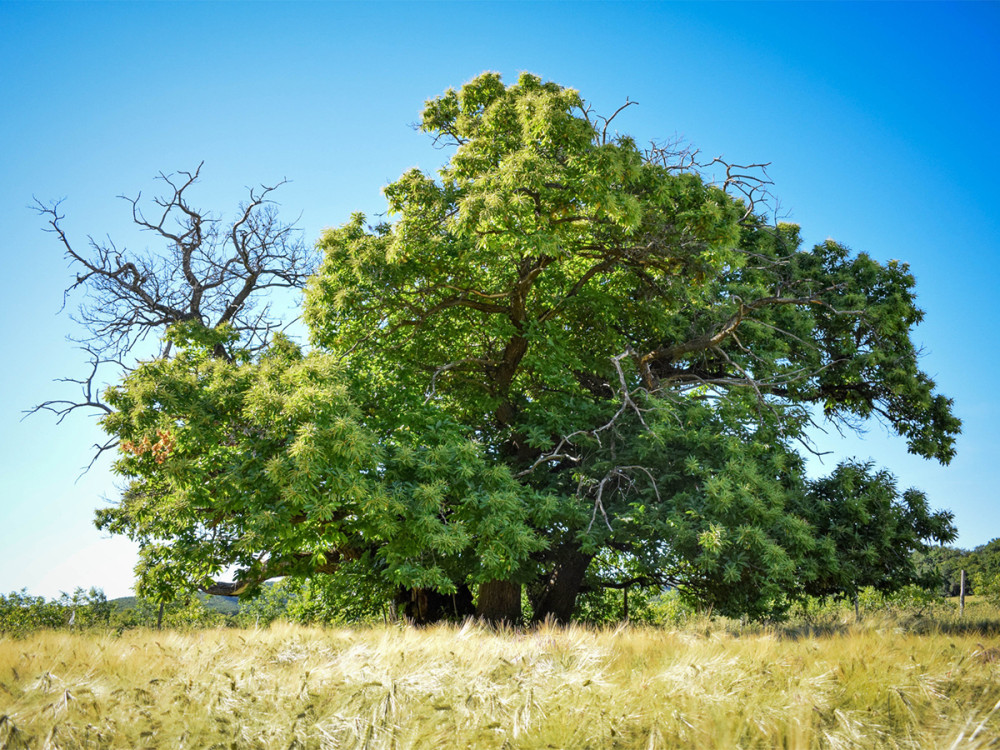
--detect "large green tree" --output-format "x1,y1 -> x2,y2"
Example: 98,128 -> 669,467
87,73 -> 959,622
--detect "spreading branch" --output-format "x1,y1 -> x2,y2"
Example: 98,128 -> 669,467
199,549 -> 357,597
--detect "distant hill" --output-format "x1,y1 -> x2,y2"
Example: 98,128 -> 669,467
110,592 -> 240,616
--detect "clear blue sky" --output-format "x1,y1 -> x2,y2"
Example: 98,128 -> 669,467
2,1 -> 997,599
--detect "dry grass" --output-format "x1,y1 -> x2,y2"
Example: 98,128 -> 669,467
2,617 -> 1000,749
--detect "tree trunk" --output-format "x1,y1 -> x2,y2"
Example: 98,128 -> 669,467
532,548 -> 594,623
398,585 -> 475,625
476,580 -> 522,624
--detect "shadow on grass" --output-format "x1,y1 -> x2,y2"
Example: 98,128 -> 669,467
768,615 -> 1000,641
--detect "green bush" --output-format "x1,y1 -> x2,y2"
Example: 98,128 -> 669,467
972,571 -> 1000,608
282,568 -> 397,626
0,587 -> 111,635
111,595 -> 228,630
232,580 -> 293,628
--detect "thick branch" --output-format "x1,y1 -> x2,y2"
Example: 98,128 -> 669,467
199,548 -> 357,597
641,291 -> 862,385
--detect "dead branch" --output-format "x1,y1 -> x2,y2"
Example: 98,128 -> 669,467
24,347 -> 116,424
31,166 -> 314,469
518,349 -> 649,477
584,465 -> 662,533
597,98 -> 638,145
34,165 -> 314,362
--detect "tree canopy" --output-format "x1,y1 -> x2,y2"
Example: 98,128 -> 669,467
58,72 -> 959,622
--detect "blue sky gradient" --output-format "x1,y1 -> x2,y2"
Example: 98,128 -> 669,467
2,1 -> 997,598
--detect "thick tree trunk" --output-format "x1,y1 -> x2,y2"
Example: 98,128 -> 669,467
399,585 -> 475,625
476,580 -> 522,624
532,548 -> 594,623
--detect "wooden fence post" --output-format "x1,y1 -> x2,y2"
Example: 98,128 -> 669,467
960,569 -> 966,617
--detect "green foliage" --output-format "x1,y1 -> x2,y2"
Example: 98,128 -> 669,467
973,573 -> 1000,607
98,332 -> 381,601
0,590 -> 69,635
233,569 -> 398,628
969,543 -> 1000,608
856,584 -> 943,613
61,587 -> 114,627
0,588 -> 114,635
915,538 -> 1000,599
962,538 -> 1000,596
91,73 -> 960,622
231,581 -> 293,628
802,461 -> 956,603
913,544 -> 971,596
110,594 -> 228,630
283,566 -> 397,625
788,585 -> 952,627
573,584 -> 697,627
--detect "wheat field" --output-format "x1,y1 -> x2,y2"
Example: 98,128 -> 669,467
2,617 -> 999,749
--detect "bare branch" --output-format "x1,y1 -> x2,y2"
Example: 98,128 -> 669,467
597,98 -> 638,145
31,166 -> 314,469
637,141 -> 777,223
584,465 -> 661,533
518,349 -> 649,477
424,358 -> 488,403
35,166 -> 314,363
23,348 -> 117,424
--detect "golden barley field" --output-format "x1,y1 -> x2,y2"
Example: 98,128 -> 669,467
2,616 -> 1000,749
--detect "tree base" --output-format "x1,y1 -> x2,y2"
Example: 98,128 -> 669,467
476,580 -> 521,624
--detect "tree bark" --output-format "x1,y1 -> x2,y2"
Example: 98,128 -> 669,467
476,580 -> 522,624
532,548 -> 594,623
399,585 -> 475,625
